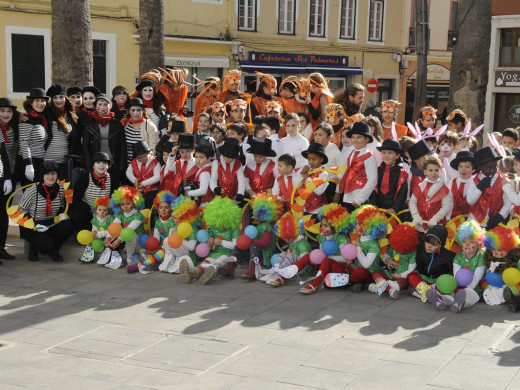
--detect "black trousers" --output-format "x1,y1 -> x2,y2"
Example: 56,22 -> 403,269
0,178 -> 9,248
22,219 -> 73,255
68,201 -> 93,233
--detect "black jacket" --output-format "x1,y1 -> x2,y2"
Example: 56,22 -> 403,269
415,225 -> 454,280
369,161 -> 408,212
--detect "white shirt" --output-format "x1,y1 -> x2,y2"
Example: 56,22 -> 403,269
279,133 -> 309,171
340,145 -> 355,165
367,140 -> 382,166
272,172 -> 301,201
187,162 -> 212,199
324,142 -> 344,169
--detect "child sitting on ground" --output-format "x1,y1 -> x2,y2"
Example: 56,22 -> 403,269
80,196 -> 114,263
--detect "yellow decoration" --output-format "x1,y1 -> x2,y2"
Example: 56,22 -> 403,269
507,219 -> 519,230
379,238 -> 389,247
295,197 -> 306,207
305,180 -> 317,193
394,255 -> 400,261
307,223 -> 321,234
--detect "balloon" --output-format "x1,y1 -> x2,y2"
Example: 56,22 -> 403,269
196,229 -> 210,243
486,272 -> 504,288
91,238 -> 105,252
168,233 -> 183,249
195,243 -> 210,258
146,237 -> 160,251
310,249 -> 326,265
455,268 -> 473,287
236,235 -> 252,250
322,240 -> 338,256
502,267 -> 520,286
244,225 -> 258,240
270,253 -> 280,266
138,234 -> 150,248
120,228 -> 135,242
341,243 -> 357,260
436,274 -> 458,294
107,223 -> 123,238
77,230 -> 93,246
177,222 -> 193,239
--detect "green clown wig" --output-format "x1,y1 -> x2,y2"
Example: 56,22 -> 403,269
203,196 -> 242,229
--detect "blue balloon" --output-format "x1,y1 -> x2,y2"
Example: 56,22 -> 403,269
138,234 -> 150,248
196,229 -> 210,243
485,272 -> 504,288
244,225 -> 259,240
322,239 -> 339,256
270,253 -> 280,266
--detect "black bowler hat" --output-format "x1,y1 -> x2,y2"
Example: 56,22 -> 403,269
450,151 -> 475,170
408,139 -> 431,162
219,138 -> 241,159
92,152 -> 111,163
136,79 -> 155,92
0,97 -> 17,110
474,146 -> 502,167
246,137 -> 277,157
95,94 -> 111,103
178,133 -> 195,149
40,160 -> 59,175
127,98 -> 147,108
346,121 -> 374,143
82,86 -> 100,96
46,84 -> 67,98
67,86 -> 82,96
26,88 -> 48,100
132,141 -> 151,157
302,142 -> 329,165
377,139 -> 403,154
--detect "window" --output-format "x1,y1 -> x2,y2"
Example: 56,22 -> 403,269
500,28 -> 520,66
309,0 -> 327,38
238,0 -> 256,31
339,0 -> 356,39
448,0 -> 458,49
279,0 -> 296,35
93,40 -> 106,94
368,0 -> 385,42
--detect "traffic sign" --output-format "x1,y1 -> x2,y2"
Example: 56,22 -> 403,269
366,79 -> 378,93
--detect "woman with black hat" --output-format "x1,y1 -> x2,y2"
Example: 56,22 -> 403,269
111,85 -> 129,121
18,161 -> 73,262
66,86 -> 83,112
69,152 -> 119,232
121,98 -> 159,164
18,88 -> 52,187
135,79 -> 168,136
75,86 -> 100,140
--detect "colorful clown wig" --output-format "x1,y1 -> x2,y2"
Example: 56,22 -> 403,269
110,185 -> 144,214
483,226 -> 520,253
456,220 -> 486,246
352,205 -> 388,239
274,212 -> 304,241
171,196 -> 202,225
389,224 -> 419,254
251,193 -> 284,222
91,196 -> 111,213
153,191 -> 176,209
203,196 -> 242,229
319,203 -> 350,232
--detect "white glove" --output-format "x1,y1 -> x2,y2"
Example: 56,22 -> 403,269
427,219 -> 436,227
25,165 -> 35,181
412,216 -> 424,225
3,179 -> 12,195
35,224 -> 49,232
58,213 -> 68,221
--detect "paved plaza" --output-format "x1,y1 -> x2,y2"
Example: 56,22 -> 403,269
1,227 -> 520,390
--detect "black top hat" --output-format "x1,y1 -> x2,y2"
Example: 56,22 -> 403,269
46,84 -> 67,98
136,79 -> 155,92
82,86 -> 100,96
26,88 -> 48,100
92,152 -> 111,163
132,140 -> 151,157
450,151 -> 475,170
377,139 -> 403,154
112,85 -> 129,97
219,138 -> 241,159
346,122 -> 374,143
170,119 -> 187,134
127,98 -> 147,108
67,86 -> 82,96
178,133 -> 195,149
302,142 -> 329,165
95,94 -> 111,103
246,137 -> 277,157
474,146 -> 502,167
408,139 -> 431,162
40,160 -> 59,175
0,97 -> 17,110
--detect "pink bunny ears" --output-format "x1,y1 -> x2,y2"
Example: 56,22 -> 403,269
461,120 -> 484,138
406,122 -> 448,141
487,132 -> 507,167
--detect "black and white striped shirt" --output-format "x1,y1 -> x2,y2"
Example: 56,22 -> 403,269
44,121 -> 70,163
146,108 -> 160,129
82,173 -> 111,205
2,127 -> 15,174
125,124 -> 143,164
18,120 -> 47,162
19,183 -> 65,222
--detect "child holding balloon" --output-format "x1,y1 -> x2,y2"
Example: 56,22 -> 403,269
503,267 -> 520,312
78,196 -> 114,263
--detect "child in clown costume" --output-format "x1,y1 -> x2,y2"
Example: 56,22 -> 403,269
425,221 -> 484,312
80,196 -> 114,263
179,196 -> 241,285
240,193 -> 284,280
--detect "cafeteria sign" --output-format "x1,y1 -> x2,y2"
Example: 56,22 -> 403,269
495,70 -> 520,87
249,52 -> 349,67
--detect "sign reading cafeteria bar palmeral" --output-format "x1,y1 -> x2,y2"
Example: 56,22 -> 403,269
249,52 -> 349,67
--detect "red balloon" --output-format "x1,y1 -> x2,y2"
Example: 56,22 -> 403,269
145,237 -> 160,251
236,234 -> 252,250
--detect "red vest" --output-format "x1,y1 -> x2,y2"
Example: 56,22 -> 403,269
159,165 -> 176,193
131,158 -> 159,194
277,175 -> 295,203
194,165 -> 214,204
470,174 -> 504,222
305,170 -> 327,213
171,159 -> 199,196
218,159 -> 241,199
413,182 -> 450,225
410,174 -> 425,193
451,179 -> 470,218
244,160 -> 275,194
339,151 -> 373,194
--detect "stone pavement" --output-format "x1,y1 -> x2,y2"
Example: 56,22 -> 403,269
1,230 -> 520,390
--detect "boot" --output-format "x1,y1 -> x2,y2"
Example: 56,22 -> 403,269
28,245 -> 39,262
180,258 -> 202,284
240,260 -> 256,280
199,265 -> 218,285
0,247 -> 15,260
50,250 -> 64,262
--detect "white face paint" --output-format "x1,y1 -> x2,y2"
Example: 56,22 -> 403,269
52,94 -> 66,110
0,107 -> 13,125
129,107 -> 143,121
83,92 -> 96,109
93,161 -> 108,175
142,86 -> 154,101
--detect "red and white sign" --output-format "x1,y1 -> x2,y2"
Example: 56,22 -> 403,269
366,79 -> 378,93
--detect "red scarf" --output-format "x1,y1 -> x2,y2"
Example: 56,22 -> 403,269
92,171 -> 107,190
143,99 -> 154,109
59,108 -> 67,118
28,109 -> 48,131
121,117 -> 145,127
82,107 -> 97,119
117,103 -> 126,110
0,124 -> 11,142
42,182 -> 56,217
91,110 -> 115,127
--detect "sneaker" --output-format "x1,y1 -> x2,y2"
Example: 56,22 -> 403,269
79,244 -> 94,263
388,280 -> 400,300
426,289 -> 447,311
503,287 -> 520,313
325,273 -> 350,288
199,265 -> 217,285
375,278 -> 388,296
368,283 -> 377,293
483,287 -> 505,306
276,264 -> 299,279
450,289 -> 466,313
97,248 -> 112,265
179,258 -> 191,283
415,282 -> 432,303
268,277 -> 285,287
105,251 -> 122,269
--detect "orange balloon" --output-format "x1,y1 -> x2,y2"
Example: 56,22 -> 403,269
168,233 -> 183,249
108,223 -> 123,238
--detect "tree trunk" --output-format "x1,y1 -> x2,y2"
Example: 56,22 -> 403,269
139,0 -> 165,75
414,0 -> 429,116
51,0 -> 93,86
448,0 -> 492,125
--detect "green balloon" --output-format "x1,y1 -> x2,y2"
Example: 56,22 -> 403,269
91,238 -> 105,253
436,274 -> 457,294
120,227 -> 136,242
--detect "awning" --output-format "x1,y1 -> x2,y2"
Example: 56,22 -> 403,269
239,62 -> 362,75
165,54 -> 230,68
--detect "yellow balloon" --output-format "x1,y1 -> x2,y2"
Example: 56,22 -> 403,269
502,267 -> 520,286
177,222 -> 193,239
77,229 -> 94,246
